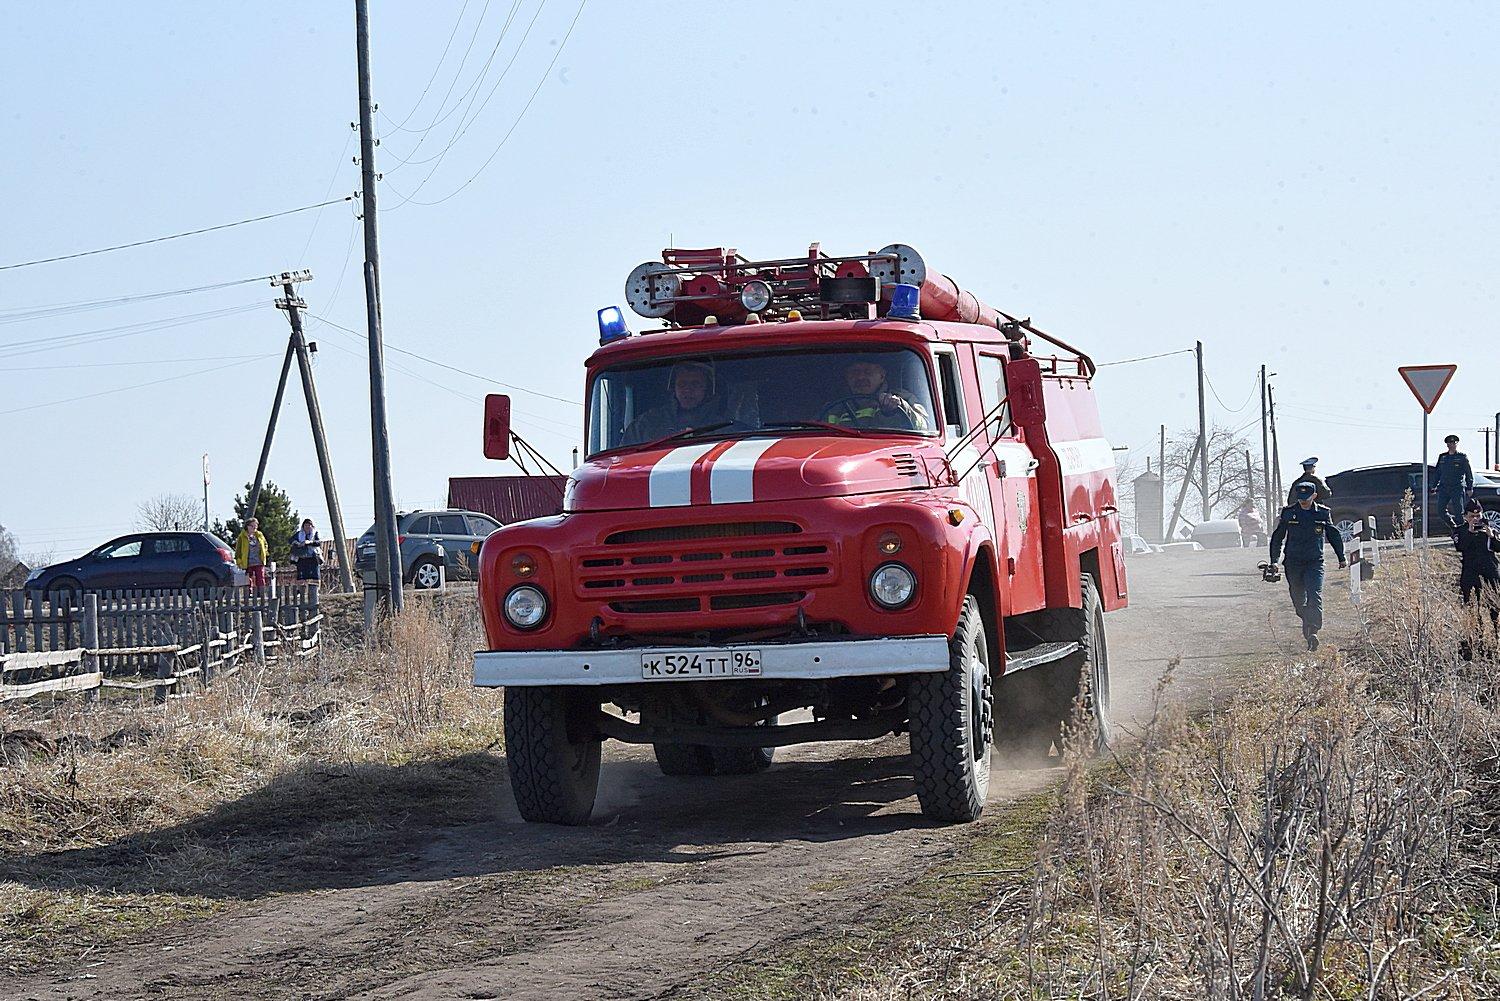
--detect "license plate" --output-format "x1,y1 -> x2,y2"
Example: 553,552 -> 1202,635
640,648 -> 762,681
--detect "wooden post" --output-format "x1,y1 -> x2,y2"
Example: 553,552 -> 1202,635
252,610 -> 265,665
82,594 -> 99,705
200,618 -> 215,685
155,650 -> 173,705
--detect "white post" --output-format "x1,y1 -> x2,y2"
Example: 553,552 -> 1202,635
1421,410 -> 1430,557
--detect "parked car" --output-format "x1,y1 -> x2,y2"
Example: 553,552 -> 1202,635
24,532 -> 245,597
1127,534 -> 1161,555
1324,463 -> 1500,541
354,509 -> 503,589
1191,519 -> 1243,550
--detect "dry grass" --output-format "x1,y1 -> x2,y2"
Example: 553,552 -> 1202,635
0,595 -> 502,973
797,557 -> 1500,1000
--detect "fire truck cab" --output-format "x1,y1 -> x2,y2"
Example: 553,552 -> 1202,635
476,243 -> 1126,825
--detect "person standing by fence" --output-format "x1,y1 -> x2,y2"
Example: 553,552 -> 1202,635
1435,434 -> 1474,526
235,517 -> 269,592
1453,500 -> 1499,655
290,518 -> 324,583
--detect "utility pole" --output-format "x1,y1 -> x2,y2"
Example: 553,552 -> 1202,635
1158,424 -> 1166,541
1482,427 -> 1494,470
248,340 -> 297,520
355,0 -> 403,613
1195,340 -> 1210,520
1244,450 -> 1255,510
202,454 -> 211,532
1268,381 -> 1283,504
1495,413 -> 1499,471
1260,366 -> 1273,524
273,271 -> 356,592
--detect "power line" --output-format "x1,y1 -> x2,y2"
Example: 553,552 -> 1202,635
0,276 -> 270,325
1096,347 -> 1195,367
0,198 -> 353,272
0,303 -> 268,360
0,353 -> 267,372
382,0 -> 543,176
1204,371 -> 1255,413
379,0 -> 476,133
0,354 -> 276,416
306,313 -> 582,405
383,0 -> 587,208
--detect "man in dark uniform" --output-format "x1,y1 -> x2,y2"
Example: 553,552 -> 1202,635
1286,457 -> 1331,505
623,360 -> 726,444
1452,499 -> 1500,657
1434,434 -> 1474,525
1270,481 -> 1348,651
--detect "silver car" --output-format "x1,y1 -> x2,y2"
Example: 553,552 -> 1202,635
355,509 -> 502,589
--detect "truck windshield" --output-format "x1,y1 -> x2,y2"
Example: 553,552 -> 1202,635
587,346 -> 937,456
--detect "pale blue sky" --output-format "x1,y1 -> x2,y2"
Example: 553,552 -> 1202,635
3,1 -> 1497,556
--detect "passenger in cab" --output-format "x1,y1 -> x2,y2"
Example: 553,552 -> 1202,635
821,359 -> 930,431
623,360 -> 727,444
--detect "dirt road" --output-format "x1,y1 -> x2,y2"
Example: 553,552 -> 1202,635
10,549 -> 1315,1001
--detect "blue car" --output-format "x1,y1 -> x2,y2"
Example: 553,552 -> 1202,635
25,532 -> 247,597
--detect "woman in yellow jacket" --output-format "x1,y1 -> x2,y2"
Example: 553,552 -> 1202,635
234,517 -> 270,591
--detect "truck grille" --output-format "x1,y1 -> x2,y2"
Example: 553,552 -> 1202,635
576,523 -> 835,614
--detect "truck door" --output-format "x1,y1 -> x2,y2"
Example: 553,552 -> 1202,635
975,351 -> 1046,615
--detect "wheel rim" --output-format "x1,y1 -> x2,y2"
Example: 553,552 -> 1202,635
968,632 -> 993,764
1336,519 -> 1358,543
416,563 -> 440,587
1485,510 -> 1500,533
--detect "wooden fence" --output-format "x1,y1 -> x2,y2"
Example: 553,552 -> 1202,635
0,586 -> 322,705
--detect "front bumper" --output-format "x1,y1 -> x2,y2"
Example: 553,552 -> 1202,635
473,634 -> 949,688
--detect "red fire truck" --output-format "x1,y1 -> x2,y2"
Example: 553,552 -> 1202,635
476,243 -> 1126,825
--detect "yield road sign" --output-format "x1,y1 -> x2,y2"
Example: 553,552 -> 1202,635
1399,364 -> 1457,414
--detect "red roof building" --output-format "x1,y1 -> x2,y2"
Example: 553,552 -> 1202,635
448,475 -> 567,525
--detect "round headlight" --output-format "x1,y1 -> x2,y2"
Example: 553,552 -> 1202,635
504,585 -> 549,629
869,563 -> 916,609
739,279 -> 773,313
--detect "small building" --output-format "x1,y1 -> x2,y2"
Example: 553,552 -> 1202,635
1133,469 -> 1164,544
448,475 -> 568,525
0,559 -> 31,589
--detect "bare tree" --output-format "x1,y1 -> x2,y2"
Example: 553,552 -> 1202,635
136,493 -> 203,532
1164,424 -> 1265,522
0,520 -> 19,576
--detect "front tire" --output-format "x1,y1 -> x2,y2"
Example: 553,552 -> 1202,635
909,595 -> 993,823
504,687 -> 601,825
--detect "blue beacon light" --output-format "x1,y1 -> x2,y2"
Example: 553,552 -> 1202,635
597,305 -> 632,344
888,283 -> 921,321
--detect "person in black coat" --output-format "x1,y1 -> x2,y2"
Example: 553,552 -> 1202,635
1453,500 -> 1500,603
289,519 -> 324,583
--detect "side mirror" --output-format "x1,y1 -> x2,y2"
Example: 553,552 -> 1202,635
1007,358 -> 1047,427
483,394 -> 512,460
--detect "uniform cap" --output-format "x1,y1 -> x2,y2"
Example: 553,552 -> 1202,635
1294,482 -> 1317,496
1444,434 -> 1460,444
1464,499 -> 1483,513
1300,457 -> 1318,467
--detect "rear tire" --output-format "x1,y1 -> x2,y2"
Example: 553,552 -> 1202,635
995,575 -> 1112,760
185,571 -> 216,593
504,687 -> 601,825
909,595 -> 993,823
653,742 -> 714,776
709,729 -> 776,775
411,557 -> 442,590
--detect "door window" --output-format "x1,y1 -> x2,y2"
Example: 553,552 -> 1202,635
99,540 -> 143,559
976,354 -> 1013,438
934,350 -> 967,438
434,514 -> 468,535
467,515 -> 500,536
406,516 -> 436,535
151,537 -> 192,555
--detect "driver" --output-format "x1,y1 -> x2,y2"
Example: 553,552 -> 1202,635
624,360 -> 726,444
820,359 -> 929,431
